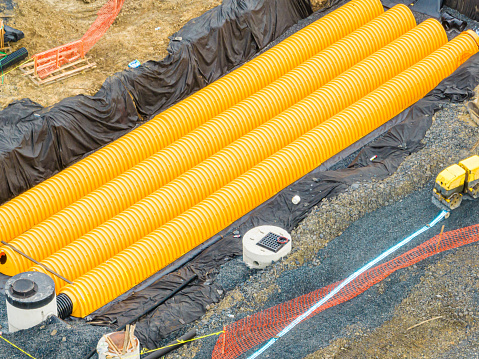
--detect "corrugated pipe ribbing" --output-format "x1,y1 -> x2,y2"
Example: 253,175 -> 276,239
0,0 -> 383,245
59,29 -> 479,319
0,5 -> 415,277
30,16 -> 446,291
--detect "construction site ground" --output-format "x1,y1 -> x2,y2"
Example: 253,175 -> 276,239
0,0 -> 222,108
1,1 -> 479,358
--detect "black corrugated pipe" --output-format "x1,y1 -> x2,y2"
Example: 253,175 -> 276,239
0,47 -> 28,71
441,13 -> 467,31
143,330 -> 197,359
57,293 -> 73,319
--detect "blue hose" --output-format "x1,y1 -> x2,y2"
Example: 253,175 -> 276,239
247,209 -> 449,359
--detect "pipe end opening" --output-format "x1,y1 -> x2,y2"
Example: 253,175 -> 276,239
0,252 -> 6,265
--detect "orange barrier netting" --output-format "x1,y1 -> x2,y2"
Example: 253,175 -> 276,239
212,223 -> 479,359
33,0 -> 124,79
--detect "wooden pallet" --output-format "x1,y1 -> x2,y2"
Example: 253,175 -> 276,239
19,57 -> 97,86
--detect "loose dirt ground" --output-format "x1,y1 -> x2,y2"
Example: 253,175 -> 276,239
0,0 -> 222,108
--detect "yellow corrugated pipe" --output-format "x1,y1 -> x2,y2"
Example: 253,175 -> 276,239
29,8 -> 429,288
0,5 -> 415,277
27,10 -> 430,287
0,0 -> 383,246
59,31 -> 479,318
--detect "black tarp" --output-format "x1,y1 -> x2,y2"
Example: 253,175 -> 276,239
3,25 -> 24,43
443,0 -> 479,21
88,49 -> 479,350
118,0 -> 312,119
0,0 -> 311,204
382,0 -> 442,17
89,236 -> 242,349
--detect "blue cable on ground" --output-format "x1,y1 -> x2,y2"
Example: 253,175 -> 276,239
247,209 -> 449,359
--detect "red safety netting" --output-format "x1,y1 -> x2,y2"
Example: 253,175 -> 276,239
212,223 -> 479,358
33,0 -> 124,79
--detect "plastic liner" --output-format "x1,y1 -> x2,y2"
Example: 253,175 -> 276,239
3,25 -> 24,43
89,236 -> 242,349
118,0 -> 313,119
383,0 -> 442,17
0,77 -> 138,202
88,51 -> 479,349
443,0 -> 479,21
0,0 -> 311,205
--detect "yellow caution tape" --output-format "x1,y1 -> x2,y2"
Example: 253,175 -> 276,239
0,334 -> 38,359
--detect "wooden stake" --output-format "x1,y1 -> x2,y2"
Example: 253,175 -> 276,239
129,324 -> 136,351
0,20 -> 4,50
122,325 -> 129,354
407,316 -> 443,331
106,335 -> 122,357
436,225 -> 445,252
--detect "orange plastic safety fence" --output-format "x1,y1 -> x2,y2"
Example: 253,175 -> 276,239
34,0 -> 124,79
212,223 -> 479,359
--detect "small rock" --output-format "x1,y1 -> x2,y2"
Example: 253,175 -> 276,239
40,325 -> 45,330
217,289 -> 224,295
62,337 -> 66,342
51,329 -> 57,336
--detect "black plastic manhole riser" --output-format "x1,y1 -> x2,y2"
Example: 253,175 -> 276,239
256,232 -> 288,253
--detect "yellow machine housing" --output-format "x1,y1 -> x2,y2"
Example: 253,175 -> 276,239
433,155 -> 479,210
459,155 -> 479,194
434,164 -> 466,194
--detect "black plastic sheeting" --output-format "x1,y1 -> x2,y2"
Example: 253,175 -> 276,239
443,0 -> 479,21
3,25 -> 24,43
0,0 -> 311,205
383,0 -> 442,17
118,0 -> 312,119
90,236 -> 241,349
88,51 -> 479,350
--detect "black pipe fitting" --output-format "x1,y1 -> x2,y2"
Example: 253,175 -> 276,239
57,293 -> 73,319
441,13 -> 467,32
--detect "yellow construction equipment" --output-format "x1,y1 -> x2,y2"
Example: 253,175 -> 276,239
433,155 -> 479,210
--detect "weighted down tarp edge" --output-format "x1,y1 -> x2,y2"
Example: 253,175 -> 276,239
0,0 -> 312,205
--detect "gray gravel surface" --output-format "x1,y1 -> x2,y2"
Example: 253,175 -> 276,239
0,314 -> 110,359
185,188 -> 479,359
